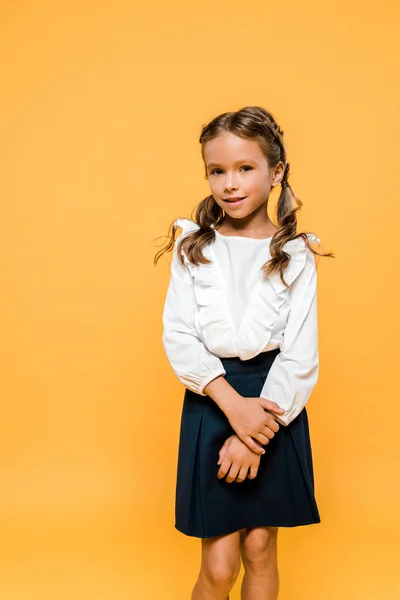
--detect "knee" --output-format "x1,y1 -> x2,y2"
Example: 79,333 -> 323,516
241,527 -> 278,572
203,559 -> 241,589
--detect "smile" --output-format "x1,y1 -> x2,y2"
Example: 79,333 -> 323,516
224,197 -> 246,205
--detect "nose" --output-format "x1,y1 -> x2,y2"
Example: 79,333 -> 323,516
224,173 -> 239,192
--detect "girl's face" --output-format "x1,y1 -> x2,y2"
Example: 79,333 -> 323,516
203,131 -> 284,221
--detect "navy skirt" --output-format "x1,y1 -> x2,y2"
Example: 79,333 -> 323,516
174,347 -> 321,538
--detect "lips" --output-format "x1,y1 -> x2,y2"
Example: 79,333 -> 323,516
224,197 -> 246,203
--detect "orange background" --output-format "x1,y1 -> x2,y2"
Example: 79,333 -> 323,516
1,1 -> 399,598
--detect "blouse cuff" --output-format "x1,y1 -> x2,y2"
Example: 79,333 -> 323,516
198,367 -> 227,396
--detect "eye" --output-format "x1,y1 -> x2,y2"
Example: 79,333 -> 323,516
209,165 -> 253,175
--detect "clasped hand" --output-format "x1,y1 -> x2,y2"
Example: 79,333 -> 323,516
217,396 -> 285,483
227,395 -> 284,454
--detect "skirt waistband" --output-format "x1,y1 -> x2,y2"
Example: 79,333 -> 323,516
220,347 -> 281,376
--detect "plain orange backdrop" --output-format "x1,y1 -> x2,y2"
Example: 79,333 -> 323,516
0,1 -> 399,598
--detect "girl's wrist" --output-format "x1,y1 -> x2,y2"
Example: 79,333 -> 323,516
204,377 -> 243,416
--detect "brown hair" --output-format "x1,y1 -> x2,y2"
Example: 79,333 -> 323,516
154,105 -> 335,286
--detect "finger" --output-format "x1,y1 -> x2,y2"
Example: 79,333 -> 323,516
225,462 -> 240,484
217,456 -> 232,479
245,436 -> 265,455
253,440 -> 265,453
235,465 -> 249,483
260,398 -> 285,414
247,464 -> 259,479
261,424 -> 277,439
254,432 -> 272,445
265,419 -> 280,434
263,423 -> 277,438
217,440 -> 230,465
219,435 -> 234,458
262,413 -> 280,434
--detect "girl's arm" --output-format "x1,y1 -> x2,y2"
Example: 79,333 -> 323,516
260,247 -> 320,426
162,234 -> 227,396
162,232 -> 286,456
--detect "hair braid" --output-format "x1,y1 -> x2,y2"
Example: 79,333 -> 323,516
261,118 -> 291,187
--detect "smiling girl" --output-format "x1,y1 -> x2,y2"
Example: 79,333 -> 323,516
155,105 -> 334,600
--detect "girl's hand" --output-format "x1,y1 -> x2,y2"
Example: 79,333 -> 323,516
217,434 -> 262,483
225,396 -> 284,455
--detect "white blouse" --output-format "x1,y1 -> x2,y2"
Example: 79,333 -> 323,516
162,218 -> 320,427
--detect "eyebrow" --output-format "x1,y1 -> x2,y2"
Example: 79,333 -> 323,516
206,159 -> 258,169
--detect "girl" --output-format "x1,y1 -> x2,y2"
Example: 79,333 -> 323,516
154,105 -> 334,600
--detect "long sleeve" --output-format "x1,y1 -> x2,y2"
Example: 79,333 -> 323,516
260,248 -> 320,426
162,234 -> 227,395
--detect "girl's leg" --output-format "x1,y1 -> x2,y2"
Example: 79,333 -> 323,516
191,529 -> 242,600
240,526 -> 280,600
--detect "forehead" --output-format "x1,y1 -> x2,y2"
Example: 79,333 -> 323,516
204,132 -> 265,167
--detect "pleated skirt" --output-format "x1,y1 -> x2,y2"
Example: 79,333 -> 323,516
174,347 -> 321,538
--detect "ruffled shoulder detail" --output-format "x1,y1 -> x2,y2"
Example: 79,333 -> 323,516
282,232 -> 320,249
268,232 -> 319,295
174,218 -> 200,236
173,219 -> 201,267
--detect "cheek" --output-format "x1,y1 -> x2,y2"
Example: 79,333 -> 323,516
208,180 -> 216,194
208,181 -> 225,204
207,182 -> 224,208
246,173 -> 266,192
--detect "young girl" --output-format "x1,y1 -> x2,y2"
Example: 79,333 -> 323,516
155,105 -> 334,600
